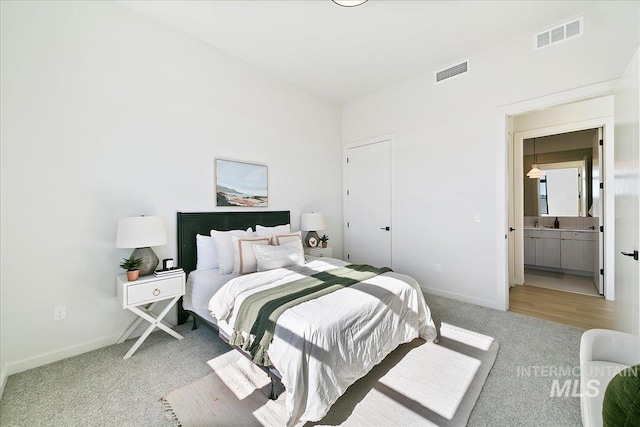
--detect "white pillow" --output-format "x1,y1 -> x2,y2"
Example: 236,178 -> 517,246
196,234 -> 218,270
272,231 -> 302,246
232,236 -> 271,274
255,224 -> 291,238
254,240 -> 305,272
211,228 -> 252,274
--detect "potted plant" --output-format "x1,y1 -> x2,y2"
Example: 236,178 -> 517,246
120,255 -> 143,281
319,234 -> 329,248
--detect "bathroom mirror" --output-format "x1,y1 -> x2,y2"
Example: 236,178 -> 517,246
523,130 -> 596,218
537,161 -> 587,217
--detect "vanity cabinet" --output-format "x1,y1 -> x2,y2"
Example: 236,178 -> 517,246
560,231 -> 596,272
524,229 -> 561,268
524,236 -> 536,265
524,228 -> 597,274
536,237 -> 561,268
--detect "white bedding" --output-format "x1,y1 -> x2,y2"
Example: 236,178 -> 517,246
183,269 -> 238,322
208,257 -> 438,426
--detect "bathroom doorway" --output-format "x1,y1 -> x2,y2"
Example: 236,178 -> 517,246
521,129 -> 603,297
506,104 -> 617,329
506,96 -> 615,306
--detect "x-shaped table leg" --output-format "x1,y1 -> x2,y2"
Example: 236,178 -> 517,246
119,295 -> 184,359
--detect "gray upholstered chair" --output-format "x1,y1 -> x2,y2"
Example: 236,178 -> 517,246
579,329 -> 640,427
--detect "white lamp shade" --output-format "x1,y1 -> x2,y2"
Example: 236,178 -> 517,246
332,0 -> 368,6
116,216 -> 168,248
527,164 -> 546,179
300,213 -> 325,231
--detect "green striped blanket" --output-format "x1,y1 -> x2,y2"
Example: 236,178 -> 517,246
230,264 -> 392,366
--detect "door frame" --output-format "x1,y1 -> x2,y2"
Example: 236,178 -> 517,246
343,133 -> 396,268
512,118 -> 614,300
497,80 -> 617,311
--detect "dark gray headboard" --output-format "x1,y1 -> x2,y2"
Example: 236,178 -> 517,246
176,211 -> 291,274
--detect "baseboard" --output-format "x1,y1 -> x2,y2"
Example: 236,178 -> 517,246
0,364 -> 8,400
3,314 -> 179,384
3,333 -> 121,380
421,286 -> 502,311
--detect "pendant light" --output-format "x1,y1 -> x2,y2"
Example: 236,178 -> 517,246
332,0 -> 368,7
527,138 -> 546,179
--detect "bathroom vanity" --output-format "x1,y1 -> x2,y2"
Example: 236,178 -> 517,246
524,227 -> 598,276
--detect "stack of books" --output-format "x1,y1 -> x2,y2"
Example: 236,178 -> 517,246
153,267 -> 184,277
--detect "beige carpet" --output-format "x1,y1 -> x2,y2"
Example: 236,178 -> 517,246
162,323 -> 498,426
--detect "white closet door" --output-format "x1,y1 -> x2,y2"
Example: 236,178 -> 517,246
346,140 -> 392,267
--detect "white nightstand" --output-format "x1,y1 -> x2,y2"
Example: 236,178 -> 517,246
116,273 -> 186,359
304,246 -> 332,258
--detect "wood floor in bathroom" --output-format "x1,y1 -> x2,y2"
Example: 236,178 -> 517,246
509,284 -> 614,330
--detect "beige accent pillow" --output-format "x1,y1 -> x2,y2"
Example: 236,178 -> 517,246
272,231 -> 302,246
232,236 -> 270,274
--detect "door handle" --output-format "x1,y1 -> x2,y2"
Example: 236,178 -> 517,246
380,226 -> 390,231
509,227 -> 516,232
621,250 -> 639,260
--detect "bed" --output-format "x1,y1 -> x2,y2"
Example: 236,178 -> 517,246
176,211 -> 438,426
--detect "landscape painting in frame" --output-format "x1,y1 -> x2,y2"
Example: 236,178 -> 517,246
215,159 -> 268,207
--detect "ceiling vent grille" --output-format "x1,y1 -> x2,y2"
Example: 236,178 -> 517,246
435,61 -> 468,83
535,17 -> 583,50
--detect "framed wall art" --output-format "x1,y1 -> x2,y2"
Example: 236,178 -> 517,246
215,159 -> 268,207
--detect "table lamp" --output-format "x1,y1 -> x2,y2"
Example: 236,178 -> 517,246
116,216 -> 168,276
301,212 -> 325,248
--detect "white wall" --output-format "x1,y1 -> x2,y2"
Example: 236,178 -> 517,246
0,1 -> 342,389
343,2 -> 639,308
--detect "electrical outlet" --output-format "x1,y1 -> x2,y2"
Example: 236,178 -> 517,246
435,264 -> 442,273
54,306 -> 66,321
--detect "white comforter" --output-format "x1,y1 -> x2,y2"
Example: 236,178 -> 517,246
208,258 -> 438,426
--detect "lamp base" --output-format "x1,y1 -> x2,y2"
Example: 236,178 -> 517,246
131,247 -> 159,276
304,231 -> 320,248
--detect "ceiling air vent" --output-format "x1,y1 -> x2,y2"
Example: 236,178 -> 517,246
535,17 -> 583,50
435,60 -> 468,83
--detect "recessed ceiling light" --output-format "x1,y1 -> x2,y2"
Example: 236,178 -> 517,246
332,0 -> 368,7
